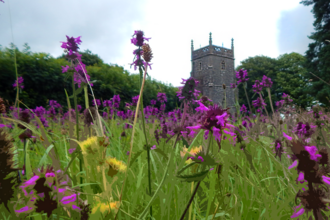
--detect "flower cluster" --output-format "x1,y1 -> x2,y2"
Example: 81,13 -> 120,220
157,93 -> 167,103
240,104 -> 247,113
130,30 -> 152,71
262,75 -> 273,88
13,76 -> 24,90
176,77 -> 201,103
14,165 -> 90,218
235,69 -> 249,84
186,101 -> 235,143
60,36 -> 93,88
252,97 -> 267,110
284,133 -> 330,219
252,80 -> 263,93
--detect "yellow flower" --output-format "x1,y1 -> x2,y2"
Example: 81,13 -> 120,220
185,158 -> 193,165
180,146 -> 203,158
79,136 -> 98,154
105,157 -> 127,172
92,201 -> 120,214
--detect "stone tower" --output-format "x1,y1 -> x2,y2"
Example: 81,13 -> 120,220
190,33 -> 237,114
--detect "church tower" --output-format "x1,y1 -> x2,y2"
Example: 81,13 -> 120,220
191,33 -> 237,114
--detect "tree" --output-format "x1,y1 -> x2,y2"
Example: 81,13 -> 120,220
276,52 -> 314,109
300,0 -> 330,107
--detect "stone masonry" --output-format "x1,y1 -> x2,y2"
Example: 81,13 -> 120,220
190,33 -> 238,115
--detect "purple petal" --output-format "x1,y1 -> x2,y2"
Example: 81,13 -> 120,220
15,206 -> 33,213
288,160 -> 298,170
283,132 -> 292,141
198,156 -> 204,162
291,206 -> 304,218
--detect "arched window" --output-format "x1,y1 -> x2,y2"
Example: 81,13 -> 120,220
221,61 -> 225,70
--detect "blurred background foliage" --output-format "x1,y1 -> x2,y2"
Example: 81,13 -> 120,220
0,44 -> 179,112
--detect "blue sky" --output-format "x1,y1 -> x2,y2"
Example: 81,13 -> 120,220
0,0 -> 314,87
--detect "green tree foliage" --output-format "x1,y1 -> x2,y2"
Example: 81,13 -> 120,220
0,44 -> 179,111
299,0 -> 330,106
236,55 -> 279,114
276,53 -> 314,109
236,53 -> 316,114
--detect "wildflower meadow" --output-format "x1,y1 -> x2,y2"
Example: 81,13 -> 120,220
1,19 -> 330,220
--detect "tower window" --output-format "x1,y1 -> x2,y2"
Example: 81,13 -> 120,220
221,61 -> 225,70
200,63 -> 202,70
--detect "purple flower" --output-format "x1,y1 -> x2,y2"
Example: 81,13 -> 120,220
60,35 -> 82,54
151,145 -> 156,150
92,99 -> 101,107
160,104 -> 166,111
132,95 -> 139,106
252,97 -> 267,109
15,206 -> 33,213
252,80 -> 263,93
291,204 -> 305,218
230,83 -> 237,89
157,93 -> 167,103
150,99 -> 156,105
131,30 -> 151,47
294,122 -> 316,139
12,76 -> 24,89
68,148 -> 76,154
304,146 -> 322,161
235,69 -> 249,84
240,104 -> 247,113
262,75 -> 273,88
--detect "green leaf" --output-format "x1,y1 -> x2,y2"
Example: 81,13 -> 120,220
38,144 -> 54,168
181,137 -> 189,147
69,83 -> 86,98
153,148 -> 168,161
176,162 -> 198,176
196,154 -> 218,166
25,141 -> 33,179
176,169 -> 209,183
129,149 -> 144,167
73,182 -> 100,188
63,152 -> 78,175
201,212 -> 229,220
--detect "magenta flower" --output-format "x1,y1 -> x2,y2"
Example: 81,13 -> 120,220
68,148 -> 76,154
15,206 -> 33,213
195,100 -> 209,113
151,145 -> 156,150
60,35 -> 82,54
291,204 -> 305,218
186,104 -> 235,143
157,93 -> 167,103
240,104 -> 247,113
235,69 -> 249,84
12,76 -> 24,89
262,75 -> 273,88
230,83 -> 237,89
294,122 -> 316,139
304,146 -> 322,161
283,132 -> 293,141
132,95 -> 139,106
252,80 -> 263,93
150,99 -> 156,105
252,97 -> 267,109
131,30 -> 151,47
92,99 -> 101,107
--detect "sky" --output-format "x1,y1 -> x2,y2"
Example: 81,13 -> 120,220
0,0 -> 315,87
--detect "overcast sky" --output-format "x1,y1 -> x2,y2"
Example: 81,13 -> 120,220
0,0 -> 314,87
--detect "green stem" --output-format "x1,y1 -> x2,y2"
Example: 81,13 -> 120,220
72,75 -> 83,190
258,92 -> 269,118
243,86 -> 253,115
138,64 -> 152,219
179,132 -> 213,220
267,88 -> 275,116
